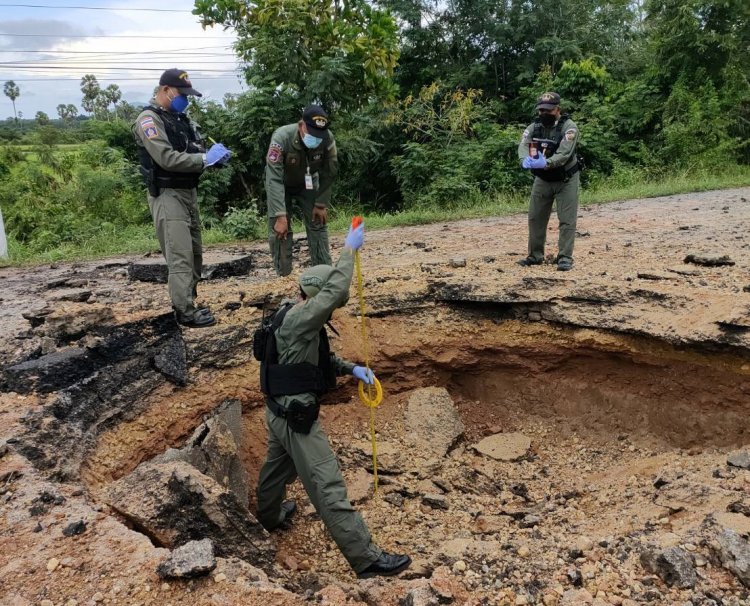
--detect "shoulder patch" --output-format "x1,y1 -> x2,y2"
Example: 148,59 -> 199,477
522,128 -> 530,142
565,128 -> 577,141
267,142 -> 283,164
140,117 -> 159,140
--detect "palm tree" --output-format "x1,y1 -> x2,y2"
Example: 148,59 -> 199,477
3,80 -> 20,122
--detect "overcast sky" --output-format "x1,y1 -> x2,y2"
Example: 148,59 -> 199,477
0,0 -> 244,119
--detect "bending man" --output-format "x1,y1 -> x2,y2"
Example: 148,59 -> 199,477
256,222 -> 411,579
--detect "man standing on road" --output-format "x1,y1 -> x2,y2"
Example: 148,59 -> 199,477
133,68 -> 231,327
517,92 -> 581,272
265,105 -> 338,276
256,221 -> 411,579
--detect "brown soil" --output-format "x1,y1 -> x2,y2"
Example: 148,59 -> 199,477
1,187 -> 750,606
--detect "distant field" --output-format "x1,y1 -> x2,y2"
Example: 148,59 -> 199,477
11,143 -> 89,152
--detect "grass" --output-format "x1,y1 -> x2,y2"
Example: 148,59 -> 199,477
2,164 -> 750,267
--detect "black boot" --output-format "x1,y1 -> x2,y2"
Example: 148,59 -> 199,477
276,500 -> 296,530
357,552 -> 412,579
516,256 -> 542,267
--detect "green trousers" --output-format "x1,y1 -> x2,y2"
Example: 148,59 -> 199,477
256,407 -> 382,573
527,172 -> 580,262
268,192 -> 332,277
148,188 -> 202,321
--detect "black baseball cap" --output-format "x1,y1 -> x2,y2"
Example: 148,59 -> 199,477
536,91 -> 560,110
302,104 -> 330,138
159,68 -> 202,97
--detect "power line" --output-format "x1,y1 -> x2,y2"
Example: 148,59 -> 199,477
0,33 -> 230,38
2,76 -> 243,81
1,58 -> 239,64
0,63 -> 238,73
0,3 -> 187,12
0,46 -> 232,53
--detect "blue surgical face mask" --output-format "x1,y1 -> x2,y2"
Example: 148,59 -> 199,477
303,133 -> 323,149
168,89 -> 189,113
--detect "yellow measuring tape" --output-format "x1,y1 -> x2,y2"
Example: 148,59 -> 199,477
352,216 -> 382,495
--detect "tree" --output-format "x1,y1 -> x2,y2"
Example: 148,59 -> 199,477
194,0 -> 399,110
56,103 -> 78,124
35,111 -> 50,126
3,80 -> 20,122
80,74 -> 101,115
103,84 -> 122,115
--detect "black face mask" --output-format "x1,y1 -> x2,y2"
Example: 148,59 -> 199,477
539,113 -> 556,127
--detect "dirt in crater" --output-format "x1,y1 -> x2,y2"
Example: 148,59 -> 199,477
1,187 -> 750,606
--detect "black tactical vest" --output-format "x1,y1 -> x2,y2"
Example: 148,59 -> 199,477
137,105 -> 204,189
531,114 -> 578,182
259,303 -> 337,398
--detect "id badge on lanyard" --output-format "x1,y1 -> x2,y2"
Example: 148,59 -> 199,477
305,166 -> 314,190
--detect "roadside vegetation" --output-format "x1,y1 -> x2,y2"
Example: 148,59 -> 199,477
1,0 -> 748,266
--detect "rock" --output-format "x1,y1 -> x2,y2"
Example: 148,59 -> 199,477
712,526 -> 750,586
96,258 -> 130,269
404,387 -> 464,458
62,519 -> 86,536
561,589 -> 593,605
575,536 -> 594,553
45,288 -> 92,303
567,568 -> 582,586
528,311 -> 542,322
153,400 -> 249,504
449,257 -> 467,268
213,572 -> 227,582
129,253 -> 252,283
402,581 -> 439,606
384,492 -> 404,508
347,468 -> 373,504
46,557 -> 59,572
639,546 -> 696,588
422,493 -> 449,510
2,347 -> 92,394
152,333 -> 188,386
517,545 -> 530,558
471,432 -> 531,461
714,512 -> 750,535
684,253 -> 735,267
105,460 -> 274,567
42,304 -> 115,339
452,560 -> 467,573
727,449 -> 750,469
401,558 -> 432,580
637,272 -> 675,281
157,539 -> 217,578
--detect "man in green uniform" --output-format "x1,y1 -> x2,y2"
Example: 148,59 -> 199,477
517,91 -> 581,271
133,68 -> 231,327
256,221 -> 411,579
265,105 -> 338,276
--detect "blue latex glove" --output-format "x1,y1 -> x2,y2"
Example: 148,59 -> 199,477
344,223 -> 365,251
352,365 -> 375,385
521,156 -> 533,169
206,143 -> 230,167
528,154 -> 547,169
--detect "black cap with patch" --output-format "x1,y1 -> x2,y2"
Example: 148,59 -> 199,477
159,68 -> 202,97
302,104 -> 330,138
536,91 -> 560,110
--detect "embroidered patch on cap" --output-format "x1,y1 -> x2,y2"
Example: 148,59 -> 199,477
267,142 -> 283,163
